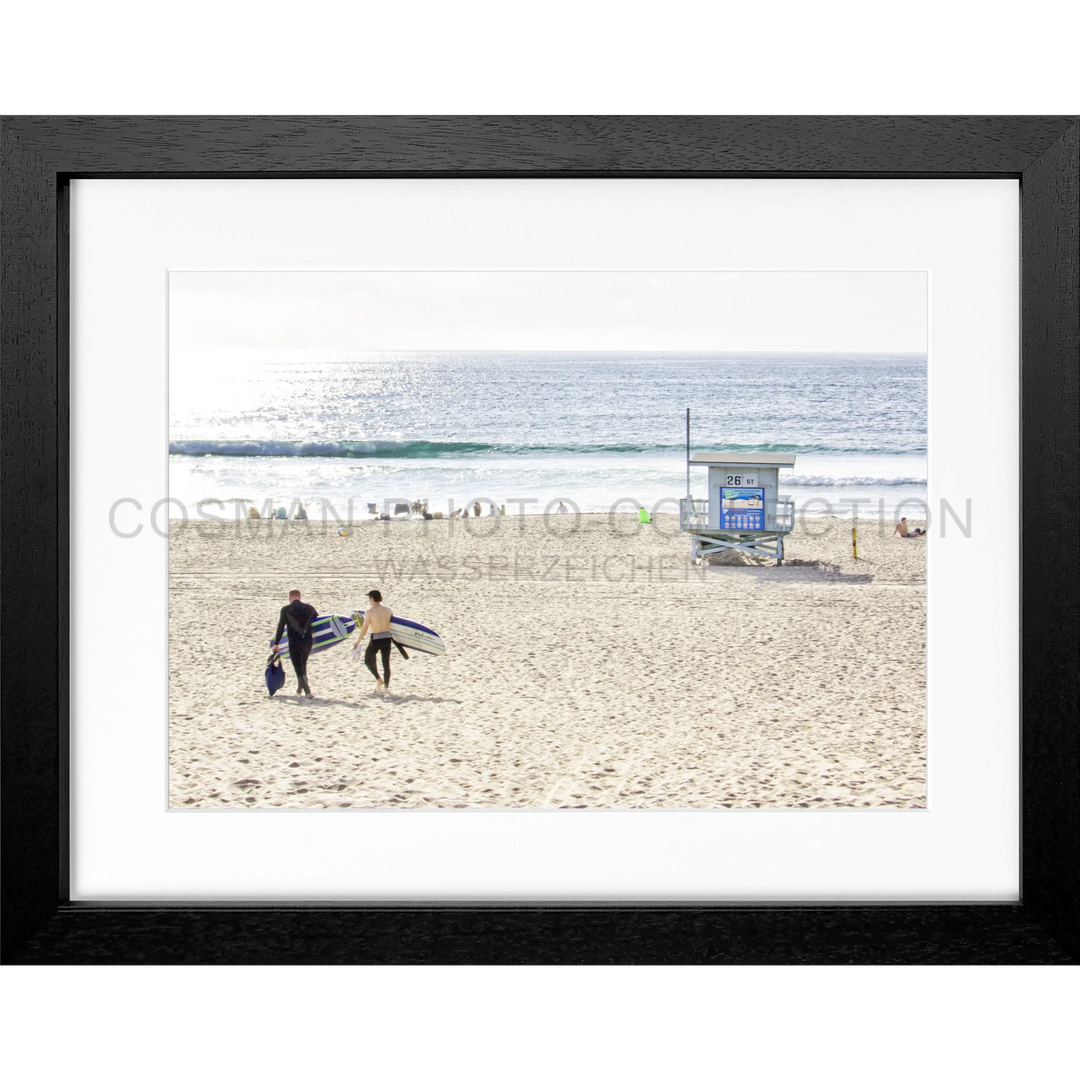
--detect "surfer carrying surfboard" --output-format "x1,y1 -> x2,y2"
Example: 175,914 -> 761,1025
355,589 -> 394,693
271,589 -> 318,698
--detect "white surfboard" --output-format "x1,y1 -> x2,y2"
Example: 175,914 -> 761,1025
385,613 -> 446,657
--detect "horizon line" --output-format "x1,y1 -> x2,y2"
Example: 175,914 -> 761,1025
171,347 -> 928,356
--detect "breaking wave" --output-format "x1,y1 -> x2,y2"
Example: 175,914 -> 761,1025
783,475 -> 925,487
169,439 -> 925,459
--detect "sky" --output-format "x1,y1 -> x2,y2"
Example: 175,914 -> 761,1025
169,270 -> 927,354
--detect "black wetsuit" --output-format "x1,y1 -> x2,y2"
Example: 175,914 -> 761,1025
273,599 -> 318,693
365,632 -> 392,688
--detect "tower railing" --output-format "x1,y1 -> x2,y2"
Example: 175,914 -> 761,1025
679,498 -> 709,529
769,497 -> 796,532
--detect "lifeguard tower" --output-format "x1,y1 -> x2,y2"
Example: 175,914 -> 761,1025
678,412 -> 796,563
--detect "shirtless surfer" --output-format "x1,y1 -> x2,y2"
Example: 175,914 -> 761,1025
893,517 -> 925,538
355,589 -> 393,693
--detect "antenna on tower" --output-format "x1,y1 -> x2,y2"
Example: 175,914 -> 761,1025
685,407 -> 691,500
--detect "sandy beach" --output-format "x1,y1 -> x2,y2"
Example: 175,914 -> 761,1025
168,513 -> 926,810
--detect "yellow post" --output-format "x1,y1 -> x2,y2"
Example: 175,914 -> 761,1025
852,524 -> 858,559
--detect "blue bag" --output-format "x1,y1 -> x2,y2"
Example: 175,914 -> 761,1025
265,653 -> 286,696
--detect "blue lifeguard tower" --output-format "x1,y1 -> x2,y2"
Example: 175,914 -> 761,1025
678,412 -> 796,563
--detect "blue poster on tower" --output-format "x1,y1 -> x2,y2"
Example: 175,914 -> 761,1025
720,487 -> 765,530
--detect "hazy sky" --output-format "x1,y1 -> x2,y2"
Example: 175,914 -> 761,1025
170,270 -> 926,353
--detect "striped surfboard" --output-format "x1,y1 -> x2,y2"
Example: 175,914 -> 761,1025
273,611 -> 445,659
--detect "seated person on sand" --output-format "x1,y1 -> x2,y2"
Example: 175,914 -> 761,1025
893,517 -> 925,538
248,505 -> 261,519
294,504 -> 308,520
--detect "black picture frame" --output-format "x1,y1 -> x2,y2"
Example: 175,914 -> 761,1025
2,116 -> 1077,964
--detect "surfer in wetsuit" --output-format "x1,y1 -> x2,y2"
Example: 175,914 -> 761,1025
356,589 -> 393,693
271,589 -> 318,698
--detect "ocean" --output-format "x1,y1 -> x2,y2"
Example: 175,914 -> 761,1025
168,351 -> 927,519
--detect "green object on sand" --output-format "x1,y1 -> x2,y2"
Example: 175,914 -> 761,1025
638,507 -> 651,523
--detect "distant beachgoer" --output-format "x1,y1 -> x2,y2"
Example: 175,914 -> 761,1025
271,589 -> 318,698
556,501 -> 569,515
367,503 -> 378,516
355,589 -> 393,694
275,506 -> 288,520
473,501 -> 481,517
248,505 -> 261,519
893,517 -> 925,538
488,503 -> 497,516
423,510 -> 434,520
295,505 -> 308,520
500,505 -> 506,516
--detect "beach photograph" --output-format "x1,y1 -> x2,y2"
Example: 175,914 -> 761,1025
168,270 -> 928,810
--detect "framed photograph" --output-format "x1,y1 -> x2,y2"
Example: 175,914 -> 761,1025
162,265 -> 931,813
2,117 -> 1076,963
